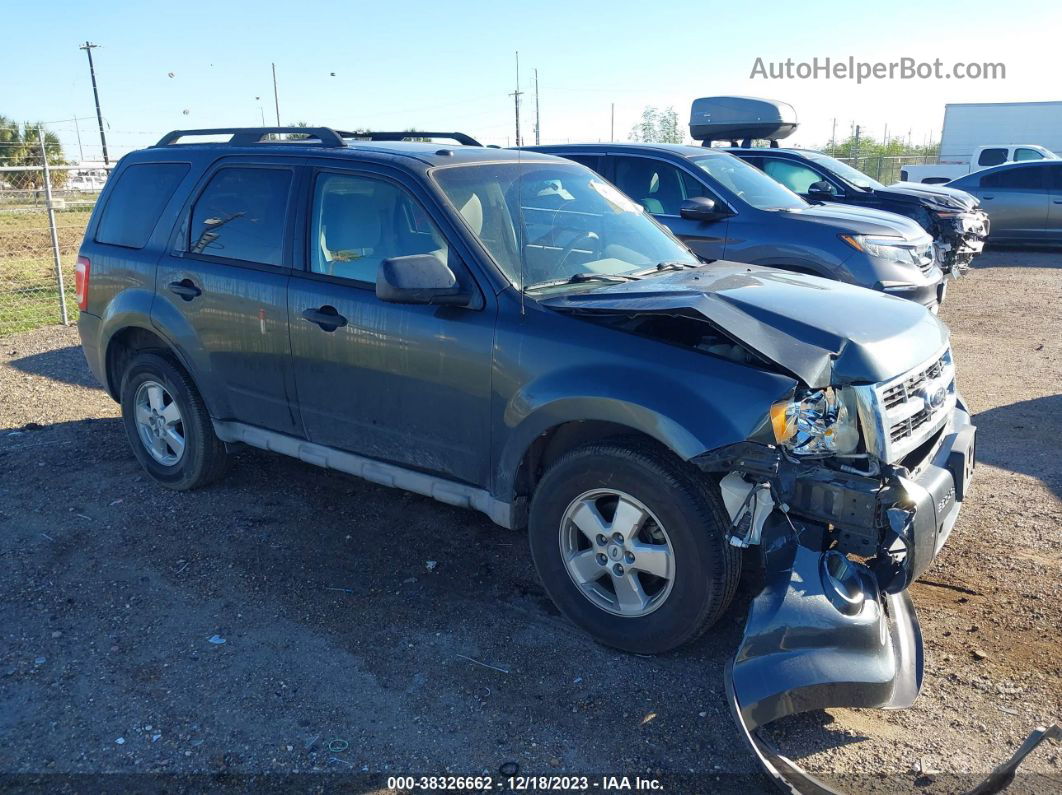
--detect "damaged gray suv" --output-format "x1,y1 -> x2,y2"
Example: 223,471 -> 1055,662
76,127 -> 976,786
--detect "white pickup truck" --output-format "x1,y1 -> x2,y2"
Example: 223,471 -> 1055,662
902,144 -> 1059,184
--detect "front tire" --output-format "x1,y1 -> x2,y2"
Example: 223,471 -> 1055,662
119,352 -> 229,490
528,439 -> 740,654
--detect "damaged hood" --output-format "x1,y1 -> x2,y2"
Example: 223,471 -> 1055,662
881,181 -> 982,211
541,264 -> 949,388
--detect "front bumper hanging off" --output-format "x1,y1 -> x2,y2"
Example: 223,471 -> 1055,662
714,405 -> 980,792
726,521 -> 923,794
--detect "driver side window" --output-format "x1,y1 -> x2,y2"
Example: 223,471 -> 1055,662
762,159 -> 830,195
310,172 -> 448,284
611,156 -> 708,216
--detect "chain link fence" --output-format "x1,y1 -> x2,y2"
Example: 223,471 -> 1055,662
0,163 -> 110,336
832,154 -> 939,185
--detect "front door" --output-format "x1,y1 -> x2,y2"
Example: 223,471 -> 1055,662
287,166 -> 495,486
1047,164 -> 1062,238
606,154 -> 730,260
154,159 -> 302,435
976,165 -> 1049,240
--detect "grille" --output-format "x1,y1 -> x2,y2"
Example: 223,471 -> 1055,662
857,348 -> 956,463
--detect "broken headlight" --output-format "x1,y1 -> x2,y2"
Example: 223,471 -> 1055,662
770,387 -> 859,457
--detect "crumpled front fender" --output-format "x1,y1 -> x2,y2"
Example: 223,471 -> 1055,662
727,516 -> 924,793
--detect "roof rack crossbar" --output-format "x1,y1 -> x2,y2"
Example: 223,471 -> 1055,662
340,131 -> 482,147
155,127 -> 346,148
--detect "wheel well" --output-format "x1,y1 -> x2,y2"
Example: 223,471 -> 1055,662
514,421 -> 672,525
104,327 -> 176,400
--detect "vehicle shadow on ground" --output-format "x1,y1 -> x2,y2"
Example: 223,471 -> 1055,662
973,394 -> 1062,499
5,344 -> 102,389
974,247 -> 1062,268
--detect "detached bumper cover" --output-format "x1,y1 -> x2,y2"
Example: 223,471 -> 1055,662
726,523 -> 923,793
720,406 -> 976,792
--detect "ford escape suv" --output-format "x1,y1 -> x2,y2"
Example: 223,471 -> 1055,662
525,142 -> 948,310
76,127 -> 975,788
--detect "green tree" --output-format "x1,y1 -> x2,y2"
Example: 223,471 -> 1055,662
0,116 -> 65,188
628,106 -> 683,144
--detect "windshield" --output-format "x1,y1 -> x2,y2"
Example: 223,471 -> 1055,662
803,151 -> 884,190
690,155 -> 806,210
432,161 -> 699,289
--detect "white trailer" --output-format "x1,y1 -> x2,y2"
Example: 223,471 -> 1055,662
902,101 -> 1062,184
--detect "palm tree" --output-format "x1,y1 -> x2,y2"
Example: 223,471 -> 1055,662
0,116 -> 65,188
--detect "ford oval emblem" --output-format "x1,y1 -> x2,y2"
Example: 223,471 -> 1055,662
927,385 -> 947,410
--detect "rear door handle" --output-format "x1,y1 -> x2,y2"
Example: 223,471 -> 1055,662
981,195 -> 994,200
301,305 -> 348,332
168,279 -> 201,300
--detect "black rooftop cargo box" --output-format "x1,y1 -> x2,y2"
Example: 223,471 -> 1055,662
689,96 -> 798,143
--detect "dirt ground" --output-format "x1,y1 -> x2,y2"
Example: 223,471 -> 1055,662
0,249 -> 1059,793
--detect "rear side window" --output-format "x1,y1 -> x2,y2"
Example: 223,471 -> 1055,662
189,167 -> 292,265
977,148 -> 1008,167
980,166 -> 1043,190
95,163 -> 189,249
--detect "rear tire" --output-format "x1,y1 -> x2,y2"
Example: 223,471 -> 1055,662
528,439 -> 740,654
119,352 -> 229,490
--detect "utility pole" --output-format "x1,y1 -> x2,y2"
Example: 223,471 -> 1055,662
533,68 -> 541,145
853,124 -> 861,166
271,63 -> 281,125
79,42 -> 109,165
829,117 -> 836,152
509,52 -> 523,147
610,103 -> 615,142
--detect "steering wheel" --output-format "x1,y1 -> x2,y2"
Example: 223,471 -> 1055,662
553,230 -> 603,276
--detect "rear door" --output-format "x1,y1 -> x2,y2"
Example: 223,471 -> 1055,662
976,165 -> 1049,240
154,157 -> 302,434
286,162 -> 495,486
606,153 -> 730,259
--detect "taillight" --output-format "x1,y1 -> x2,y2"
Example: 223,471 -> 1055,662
75,256 -> 91,311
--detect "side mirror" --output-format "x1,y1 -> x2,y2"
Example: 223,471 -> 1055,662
679,196 -> 728,222
376,254 -> 471,306
807,180 -> 836,197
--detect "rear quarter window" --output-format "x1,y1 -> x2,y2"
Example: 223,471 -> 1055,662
95,163 -> 190,249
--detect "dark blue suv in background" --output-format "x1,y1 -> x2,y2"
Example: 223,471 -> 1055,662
725,146 -> 989,275
527,143 -> 948,309
75,127 -> 975,790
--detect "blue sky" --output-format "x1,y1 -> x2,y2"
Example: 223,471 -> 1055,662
2,0 -> 1059,161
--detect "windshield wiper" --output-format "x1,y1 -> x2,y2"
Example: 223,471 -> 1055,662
525,272 -> 641,291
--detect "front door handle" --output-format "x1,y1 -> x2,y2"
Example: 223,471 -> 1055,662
982,195 -> 994,200
168,279 -> 201,301
301,305 -> 348,332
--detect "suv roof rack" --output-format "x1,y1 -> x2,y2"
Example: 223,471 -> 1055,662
155,127 -> 346,148
343,131 -> 482,146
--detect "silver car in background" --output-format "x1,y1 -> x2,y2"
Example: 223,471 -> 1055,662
948,161 -> 1062,243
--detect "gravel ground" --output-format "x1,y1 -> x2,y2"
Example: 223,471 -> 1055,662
0,249 -> 1059,792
